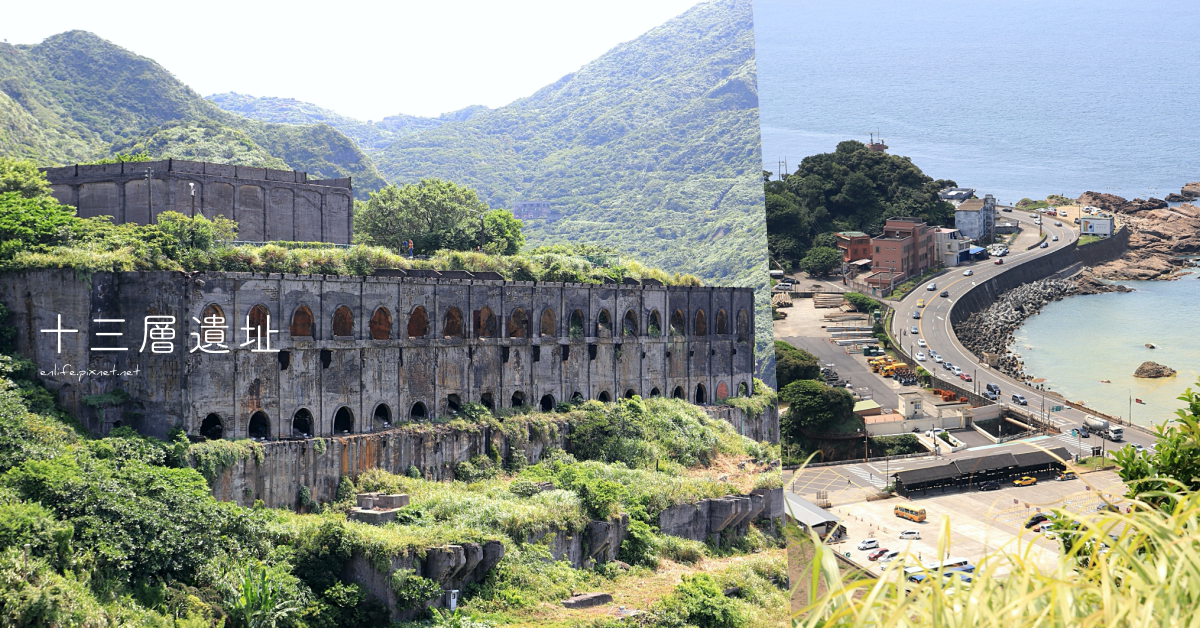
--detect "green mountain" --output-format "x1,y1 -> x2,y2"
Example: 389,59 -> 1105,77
0,31 -> 385,195
206,92 -> 489,151
368,0 -> 772,376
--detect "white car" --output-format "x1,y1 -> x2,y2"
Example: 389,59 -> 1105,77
1133,443 -> 1145,454
926,283 -> 937,291
1055,221 -> 1063,227
899,530 -> 921,540
918,339 -> 927,347
1029,213 -> 1038,218
952,366 -> 963,376
879,550 -> 901,563
963,269 -> 973,276
1052,235 -> 1059,241
934,355 -> 944,363
916,352 -> 926,361
858,539 -> 879,551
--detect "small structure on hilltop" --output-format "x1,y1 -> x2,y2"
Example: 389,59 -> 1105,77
350,493 -> 410,525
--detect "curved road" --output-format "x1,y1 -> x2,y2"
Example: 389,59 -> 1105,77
889,210 -> 1156,459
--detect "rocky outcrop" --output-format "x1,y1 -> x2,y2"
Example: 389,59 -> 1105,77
563,593 -> 613,609
1075,274 -> 1134,295
1183,182 -> 1200,197
1134,361 -> 1176,378
1077,192 -> 1167,214
1090,203 -> 1200,281
954,278 -> 1080,380
1167,193 -> 1190,203
343,541 -> 505,621
657,488 -> 781,544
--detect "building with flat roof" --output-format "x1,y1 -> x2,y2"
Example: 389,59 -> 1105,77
785,493 -> 842,537
939,187 -> 976,207
934,228 -> 970,267
1081,216 -> 1114,236
834,231 -> 872,263
954,194 -> 996,244
866,217 -> 937,288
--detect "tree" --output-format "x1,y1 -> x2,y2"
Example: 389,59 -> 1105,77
779,379 -> 854,438
1114,380 -> 1200,509
842,292 -> 878,314
352,179 -> 495,254
0,157 -> 52,199
774,341 -> 819,389
480,209 -> 524,255
798,246 -> 841,277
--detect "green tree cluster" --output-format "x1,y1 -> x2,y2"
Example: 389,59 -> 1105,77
779,379 -> 855,438
765,140 -> 957,268
774,341 -> 819,390
353,179 -> 524,255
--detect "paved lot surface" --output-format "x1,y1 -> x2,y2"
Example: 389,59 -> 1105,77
818,469 -> 1127,578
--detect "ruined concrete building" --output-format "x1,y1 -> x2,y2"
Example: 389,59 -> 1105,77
41,159 -> 354,244
1,269 -> 756,441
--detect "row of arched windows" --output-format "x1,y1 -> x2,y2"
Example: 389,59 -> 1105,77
202,303 -> 751,342
198,379 -> 752,441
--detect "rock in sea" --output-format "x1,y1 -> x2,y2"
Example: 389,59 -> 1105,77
1133,361 -> 1176,378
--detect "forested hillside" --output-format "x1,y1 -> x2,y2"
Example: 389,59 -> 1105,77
208,92 -> 488,151
765,140 -> 958,269
0,31 -> 385,195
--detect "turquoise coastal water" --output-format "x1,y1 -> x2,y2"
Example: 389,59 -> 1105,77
1010,277 -> 1200,426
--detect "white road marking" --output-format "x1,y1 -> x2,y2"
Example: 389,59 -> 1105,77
845,465 -> 887,488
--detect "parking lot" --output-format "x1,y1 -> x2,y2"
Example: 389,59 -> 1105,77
823,469 -> 1128,578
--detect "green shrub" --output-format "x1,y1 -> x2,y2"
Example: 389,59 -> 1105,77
619,519 -> 660,568
391,569 -> 444,609
654,573 -> 744,628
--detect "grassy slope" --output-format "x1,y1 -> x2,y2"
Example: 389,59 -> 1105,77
0,31 -> 385,195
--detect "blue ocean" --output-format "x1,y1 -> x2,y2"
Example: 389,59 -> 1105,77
753,0 -> 1200,203
752,0 -> 1200,424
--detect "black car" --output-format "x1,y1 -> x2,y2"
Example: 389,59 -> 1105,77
1025,514 -> 1050,529
978,481 -> 1000,491
986,383 -> 1001,394
940,290 -> 950,297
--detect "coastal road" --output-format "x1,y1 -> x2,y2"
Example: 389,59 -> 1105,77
890,210 -> 1158,457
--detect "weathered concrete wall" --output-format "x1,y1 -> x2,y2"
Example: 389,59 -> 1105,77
42,159 -> 353,244
209,420 -> 567,508
0,269 -> 757,442
657,488 -> 783,544
342,540 -> 505,621
704,404 -> 779,443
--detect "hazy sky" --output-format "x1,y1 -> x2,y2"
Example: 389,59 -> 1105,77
1,0 -> 703,120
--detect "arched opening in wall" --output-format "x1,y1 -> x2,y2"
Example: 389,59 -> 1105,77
623,310 -> 638,336
200,413 -> 223,440
508,308 -> 529,338
624,389 -> 636,399
648,310 -> 662,337
277,350 -> 290,370
650,387 -> 661,397
540,394 -> 555,412
694,309 -> 707,336
670,310 -> 685,336
447,394 -> 462,413
597,391 -> 611,403
334,407 -> 354,434
248,411 -> 270,439
695,384 -> 707,405
716,309 -> 728,335
320,349 -> 332,369
481,392 -> 495,410
408,306 -> 429,338
332,305 -> 353,338
672,386 -> 685,400
568,310 -> 584,338
374,404 -> 391,428
292,409 -> 313,438
410,402 -> 427,420
737,381 -> 749,397
540,309 -> 555,337
474,307 -> 497,338
442,307 -> 464,338
200,303 -> 225,327
571,391 -> 584,404
596,309 -> 611,337
370,307 -> 391,340
716,382 -> 729,400
511,391 -> 526,408
290,305 -> 313,338
248,304 -> 270,338
736,309 -> 749,343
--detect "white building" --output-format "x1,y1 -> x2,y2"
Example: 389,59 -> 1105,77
934,228 -> 971,267
939,187 -> 976,208
1081,215 -> 1114,237
954,193 -> 996,243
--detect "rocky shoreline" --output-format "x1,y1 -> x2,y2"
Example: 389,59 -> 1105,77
1077,185 -> 1200,281
954,274 -> 1131,381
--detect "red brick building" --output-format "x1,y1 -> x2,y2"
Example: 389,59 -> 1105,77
834,231 -> 872,263
865,217 -> 938,288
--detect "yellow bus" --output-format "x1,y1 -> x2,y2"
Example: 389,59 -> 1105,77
895,505 -> 927,522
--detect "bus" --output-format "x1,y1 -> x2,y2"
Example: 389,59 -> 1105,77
895,505 -> 927,522
904,558 -> 972,578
